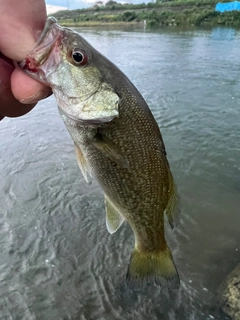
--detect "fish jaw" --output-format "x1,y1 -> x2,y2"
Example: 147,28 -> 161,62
19,17 -> 64,84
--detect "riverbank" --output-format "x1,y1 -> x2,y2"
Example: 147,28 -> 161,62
51,0 -> 240,27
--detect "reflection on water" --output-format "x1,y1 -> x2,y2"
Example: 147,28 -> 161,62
211,27 -> 236,41
0,26 -> 240,319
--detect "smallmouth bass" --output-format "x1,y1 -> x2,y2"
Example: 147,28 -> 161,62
20,17 -> 181,289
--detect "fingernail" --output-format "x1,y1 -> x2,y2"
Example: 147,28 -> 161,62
20,90 -> 51,104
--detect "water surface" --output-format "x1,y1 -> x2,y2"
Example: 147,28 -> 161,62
0,26 -> 240,319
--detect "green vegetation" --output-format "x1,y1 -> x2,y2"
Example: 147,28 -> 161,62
51,0 -> 240,27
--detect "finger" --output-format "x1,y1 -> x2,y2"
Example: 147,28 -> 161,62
0,93 -> 36,117
0,0 -> 47,61
11,67 -> 52,104
0,57 -> 36,117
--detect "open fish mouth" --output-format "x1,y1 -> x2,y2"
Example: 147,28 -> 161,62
19,17 -> 63,83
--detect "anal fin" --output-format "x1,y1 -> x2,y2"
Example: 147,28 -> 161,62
74,143 -> 91,184
105,195 -> 125,234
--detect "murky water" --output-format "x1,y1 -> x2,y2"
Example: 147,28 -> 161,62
0,26 -> 239,320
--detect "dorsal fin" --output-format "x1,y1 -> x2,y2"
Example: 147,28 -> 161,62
165,170 -> 181,229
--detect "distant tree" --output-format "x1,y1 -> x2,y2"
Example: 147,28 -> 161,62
156,0 -> 174,2
105,0 -> 117,6
95,1 -> 104,7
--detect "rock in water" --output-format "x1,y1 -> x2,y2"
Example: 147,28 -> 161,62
218,263 -> 240,320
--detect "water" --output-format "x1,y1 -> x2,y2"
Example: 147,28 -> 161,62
0,26 -> 240,319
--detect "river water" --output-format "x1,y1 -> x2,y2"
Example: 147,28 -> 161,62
0,26 -> 239,320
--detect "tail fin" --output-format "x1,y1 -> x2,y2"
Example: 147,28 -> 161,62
126,246 -> 180,289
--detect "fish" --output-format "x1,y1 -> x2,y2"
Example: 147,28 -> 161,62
20,17 -> 181,289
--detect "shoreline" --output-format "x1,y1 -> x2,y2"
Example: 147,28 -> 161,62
60,21 -> 144,27
57,21 -> 240,29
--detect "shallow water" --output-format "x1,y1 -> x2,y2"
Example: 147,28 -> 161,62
0,26 -> 239,319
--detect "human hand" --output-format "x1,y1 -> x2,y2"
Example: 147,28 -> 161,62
0,0 -> 52,120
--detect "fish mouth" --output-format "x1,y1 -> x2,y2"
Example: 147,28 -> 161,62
19,17 -> 63,83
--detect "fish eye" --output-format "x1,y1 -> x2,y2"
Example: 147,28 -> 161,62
71,50 -> 88,66
72,51 -> 83,63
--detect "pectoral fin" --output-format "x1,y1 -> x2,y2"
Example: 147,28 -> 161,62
74,143 -> 91,184
105,196 -> 125,234
92,133 -> 129,169
165,170 -> 181,229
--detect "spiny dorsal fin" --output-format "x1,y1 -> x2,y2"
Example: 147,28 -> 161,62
105,195 -> 125,234
74,143 -> 91,184
92,133 -> 129,169
165,170 -> 181,229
